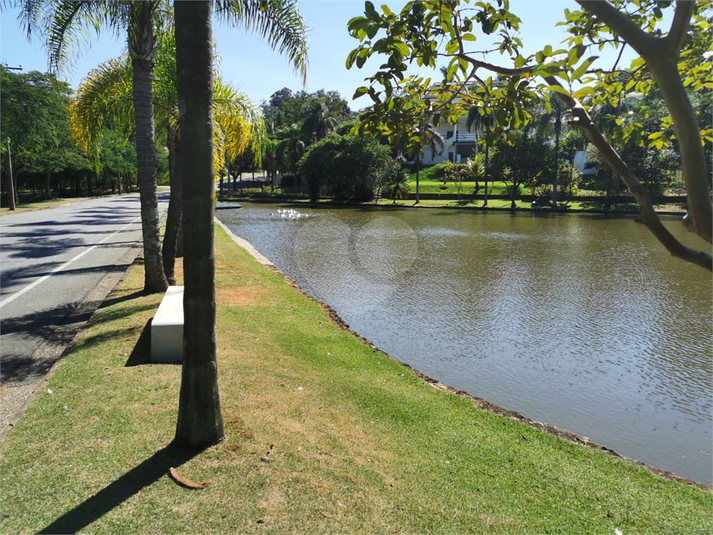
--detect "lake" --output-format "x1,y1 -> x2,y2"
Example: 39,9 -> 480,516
218,203 -> 713,483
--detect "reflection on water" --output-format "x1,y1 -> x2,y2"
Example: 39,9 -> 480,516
219,204 -> 713,483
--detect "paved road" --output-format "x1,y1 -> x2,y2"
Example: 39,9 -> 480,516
0,192 -> 168,433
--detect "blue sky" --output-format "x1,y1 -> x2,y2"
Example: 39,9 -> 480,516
1,1 -> 638,109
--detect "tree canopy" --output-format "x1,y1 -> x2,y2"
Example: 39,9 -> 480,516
347,0 -> 712,271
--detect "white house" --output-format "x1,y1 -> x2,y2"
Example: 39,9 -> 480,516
421,114 -> 478,166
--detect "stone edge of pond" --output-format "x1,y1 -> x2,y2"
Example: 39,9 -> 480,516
214,217 -> 711,492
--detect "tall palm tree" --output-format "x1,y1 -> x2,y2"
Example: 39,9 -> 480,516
173,0 -> 307,447
409,119 -> 444,204
301,100 -> 338,143
70,41 -> 263,283
19,1 -> 168,292
19,0 -> 307,292
276,124 -> 306,176
536,93 -> 568,209
465,106 -> 495,207
174,0 -> 223,447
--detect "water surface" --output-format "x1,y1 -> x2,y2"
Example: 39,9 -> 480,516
219,204 -> 712,482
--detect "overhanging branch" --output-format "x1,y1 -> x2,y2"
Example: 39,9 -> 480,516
544,76 -> 712,271
576,0 -> 656,57
665,1 -> 695,57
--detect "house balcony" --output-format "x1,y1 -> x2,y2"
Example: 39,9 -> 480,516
446,132 -> 477,145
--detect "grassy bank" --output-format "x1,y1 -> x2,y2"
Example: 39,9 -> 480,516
1,225 -> 709,534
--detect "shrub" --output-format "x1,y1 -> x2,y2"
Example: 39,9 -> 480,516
299,133 -> 398,202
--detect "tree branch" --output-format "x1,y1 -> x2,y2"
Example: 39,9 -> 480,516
576,0 -> 656,57
665,1 -> 695,57
544,76 -> 712,271
458,54 -> 534,77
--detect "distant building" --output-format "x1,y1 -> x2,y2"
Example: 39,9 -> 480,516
419,114 -> 479,166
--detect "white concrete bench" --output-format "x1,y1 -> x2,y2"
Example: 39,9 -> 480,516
151,285 -> 184,364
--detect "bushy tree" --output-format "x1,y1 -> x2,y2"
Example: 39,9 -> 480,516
263,88 -> 352,131
298,132 -> 398,202
1,68 -> 93,202
491,130 -> 552,209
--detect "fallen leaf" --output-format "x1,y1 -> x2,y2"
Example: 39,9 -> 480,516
169,467 -> 211,489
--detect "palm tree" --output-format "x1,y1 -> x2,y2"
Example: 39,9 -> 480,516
173,0 -> 307,447
465,106 -> 495,207
69,37 -> 264,284
262,137 -> 279,191
19,0 -> 307,293
174,0 -> 223,447
276,124 -> 306,176
19,1 -> 168,292
383,168 -> 410,204
536,93 -> 568,209
409,119 -> 444,204
301,100 -> 338,143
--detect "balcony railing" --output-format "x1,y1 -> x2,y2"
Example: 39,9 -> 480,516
449,133 -> 476,143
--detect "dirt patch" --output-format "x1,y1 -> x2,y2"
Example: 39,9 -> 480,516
217,287 -> 269,307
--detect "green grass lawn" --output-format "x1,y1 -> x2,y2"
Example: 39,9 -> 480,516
1,225 -> 709,534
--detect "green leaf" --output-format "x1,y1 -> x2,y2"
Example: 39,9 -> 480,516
571,56 -> 599,80
347,16 -> 369,32
548,85 -> 571,97
353,86 -> 369,99
393,42 -> 410,58
364,1 -> 380,22
346,49 -> 359,69
572,86 -> 595,99
462,33 -> 477,42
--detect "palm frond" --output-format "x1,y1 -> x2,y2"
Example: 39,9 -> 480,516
214,0 -> 308,84
42,1 -> 129,74
10,0 -> 45,41
69,56 -> 133,152
213,80 -> 265,167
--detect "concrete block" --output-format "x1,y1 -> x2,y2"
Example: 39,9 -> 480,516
151,285 -> 184,364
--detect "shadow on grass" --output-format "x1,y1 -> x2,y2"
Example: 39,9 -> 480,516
98,290 -> 148,311
125,319 -> 153,367
38,442 -> 204,535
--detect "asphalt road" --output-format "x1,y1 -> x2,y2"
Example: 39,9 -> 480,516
0,192 -> 168,432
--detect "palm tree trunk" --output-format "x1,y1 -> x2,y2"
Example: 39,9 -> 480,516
415,155 -> 420,204
483,135 -> 489,208
174,0 -> 224,448
163,117 -> 182,284
130,4 -> 168,294
552,121 -> 561,210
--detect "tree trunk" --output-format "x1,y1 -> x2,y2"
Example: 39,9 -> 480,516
483,135 -> 489,208
5,142 -> 16,210
163,117 -> 182,285
130,3 -> 168,294
45,168 -> 51,200
174,0 -> 224,448
415,156 -> 420,204
552,119 -> 561,210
